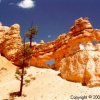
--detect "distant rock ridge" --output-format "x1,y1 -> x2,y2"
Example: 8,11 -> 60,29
0,17 -> 100,87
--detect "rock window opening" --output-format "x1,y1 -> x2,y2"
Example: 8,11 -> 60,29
45,59 -> 55,65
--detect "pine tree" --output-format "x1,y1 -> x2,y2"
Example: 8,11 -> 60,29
10,25 -> 38,98
25,26 -> 38,48
25,25 -> 38,66
10,37 -> 27,97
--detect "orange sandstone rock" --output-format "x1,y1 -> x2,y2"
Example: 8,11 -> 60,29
0,24 -> 22,62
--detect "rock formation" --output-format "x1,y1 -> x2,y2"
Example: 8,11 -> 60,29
0,17 -> 100,87
59,43 -> 100,87
0,23 -> 22,62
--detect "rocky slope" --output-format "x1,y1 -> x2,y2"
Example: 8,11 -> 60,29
0,55 -> 17,83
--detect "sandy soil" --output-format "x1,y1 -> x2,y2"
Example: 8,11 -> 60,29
0,56 -> 100,100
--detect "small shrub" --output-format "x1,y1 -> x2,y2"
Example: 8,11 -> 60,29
0,67 -> 7,71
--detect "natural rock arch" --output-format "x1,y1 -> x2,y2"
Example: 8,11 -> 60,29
0,17 -> 100,87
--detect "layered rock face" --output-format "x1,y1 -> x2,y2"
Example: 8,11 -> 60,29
0,17 -> 100,87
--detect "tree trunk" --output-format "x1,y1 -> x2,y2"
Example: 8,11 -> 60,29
19,66 -> 24,96
19,37 -> 26,96
29,37 -> 32,66
30,37 -> 32,48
